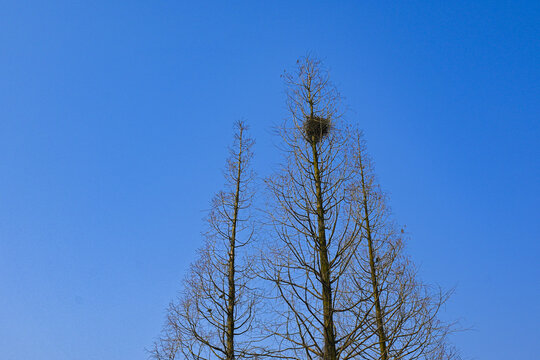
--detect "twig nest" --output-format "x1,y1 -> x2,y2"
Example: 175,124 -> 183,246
304,115 -> 331,143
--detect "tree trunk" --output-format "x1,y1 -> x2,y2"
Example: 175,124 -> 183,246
359,156 -> 388,360
226,127 -> 244,360
310,119 -> 337,360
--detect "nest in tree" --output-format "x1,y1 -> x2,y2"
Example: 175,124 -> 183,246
304,115 -> 331,143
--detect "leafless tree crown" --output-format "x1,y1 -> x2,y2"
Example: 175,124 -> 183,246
262,56 -> 459,360
151,121 -> 264,360
264,56 -> 367,360
152,57 -> 460,360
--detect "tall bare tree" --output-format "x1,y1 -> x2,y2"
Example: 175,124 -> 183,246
263,56 -> 370,360
263,56 -> 459,360
152,57 -> 460,360
151,121 -> 261,360
349,132 -> 460,360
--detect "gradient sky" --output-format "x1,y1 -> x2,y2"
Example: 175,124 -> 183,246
1,1 -> 538,359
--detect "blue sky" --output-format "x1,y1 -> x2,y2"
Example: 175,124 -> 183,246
0,1 -> 538,359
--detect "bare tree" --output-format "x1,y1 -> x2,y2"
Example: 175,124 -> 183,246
349,132 -> 460,360
262,56 -> 459,360
263,56 -> 370,360
151,121 -> 262,360
151,57 -> 460,360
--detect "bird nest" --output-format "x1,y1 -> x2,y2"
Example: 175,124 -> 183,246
304,115 -> 331,143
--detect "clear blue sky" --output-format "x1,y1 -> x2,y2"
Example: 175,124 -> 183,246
1,1 -> 538,359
